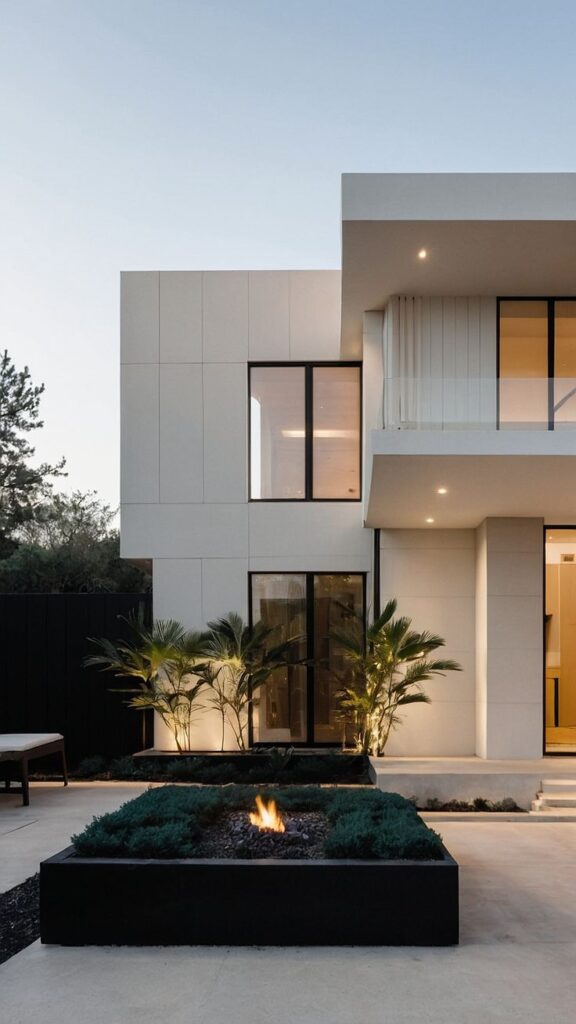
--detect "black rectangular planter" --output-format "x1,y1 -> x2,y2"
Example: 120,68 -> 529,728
40,845 -> 458,946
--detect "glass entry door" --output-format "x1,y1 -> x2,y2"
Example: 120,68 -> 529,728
250,572 -> 365,745
545,528 -> 576,754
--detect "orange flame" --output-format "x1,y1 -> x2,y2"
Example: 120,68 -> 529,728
249,795 -> 285,833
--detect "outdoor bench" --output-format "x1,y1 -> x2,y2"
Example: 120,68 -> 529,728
0,734 -> 68,806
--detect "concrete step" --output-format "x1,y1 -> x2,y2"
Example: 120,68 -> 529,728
541,778 -> 576,789
530,805 -> 576,818
538,794 -> 576,806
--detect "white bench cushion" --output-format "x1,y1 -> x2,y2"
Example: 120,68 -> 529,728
0,733 -> 63,753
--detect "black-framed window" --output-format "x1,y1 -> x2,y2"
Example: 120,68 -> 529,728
249,571 -> 366,746
249,362 -> 362,500
498,298 -> 576,430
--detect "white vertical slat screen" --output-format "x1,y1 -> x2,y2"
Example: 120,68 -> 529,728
382,295 -> 497,429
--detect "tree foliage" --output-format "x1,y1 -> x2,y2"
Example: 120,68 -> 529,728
86,611 -> 304,753
0,349 -> 65,556
85,615 -> 207,753
202,612 -> 305,751
0,490 -> 151,593
335,599 -> 462,756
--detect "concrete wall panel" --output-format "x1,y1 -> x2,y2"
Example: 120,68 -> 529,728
121,504 -> 248,559
160,364 -> 203,503
386,701 -> 476,757
121,272 -> 159,364
289,271 -> 341,360
202,272 -> 249,362
159,272 -> 202,363
380,528 -> 476,756
201,558 -> 249,623
203,363 -> 247,503
153,558 -> 202,624
120,364 -> 159,503
249,272 -> 290,361
249,503 -> 369,560
475,517 -> 544,758
381,548 -> 475,598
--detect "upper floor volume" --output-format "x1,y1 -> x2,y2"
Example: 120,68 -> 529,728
342,174 -> 576,529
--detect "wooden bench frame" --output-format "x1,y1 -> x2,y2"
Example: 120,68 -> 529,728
0,738 -> 68,807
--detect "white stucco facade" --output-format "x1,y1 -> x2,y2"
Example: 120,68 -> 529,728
121,173 -> 576,758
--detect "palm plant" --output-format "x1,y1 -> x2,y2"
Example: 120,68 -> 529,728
335,599 -> 462,756
201,612 -> 304,752
85,615 -> 208,753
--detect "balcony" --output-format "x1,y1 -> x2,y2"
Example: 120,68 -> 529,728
382,377 -> 576,432
366,378 -> 576,529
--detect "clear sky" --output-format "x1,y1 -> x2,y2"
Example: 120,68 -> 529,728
3,0 -> 576,506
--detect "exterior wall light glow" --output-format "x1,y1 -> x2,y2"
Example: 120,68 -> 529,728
418,249 -> 428,260
437,487 -> 448,495
425,517 -> 435,524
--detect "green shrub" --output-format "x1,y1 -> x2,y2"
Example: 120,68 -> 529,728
324,810 -> 443,860
326,787 -> 413,820
75,755 -> 109,779
124,822 -> 198,858
492,797 -> 523,812
71,784 -> 441,861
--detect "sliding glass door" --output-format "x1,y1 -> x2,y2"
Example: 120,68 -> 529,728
250,572 -> 365,745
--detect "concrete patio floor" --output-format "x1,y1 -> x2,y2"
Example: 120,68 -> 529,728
2,783 -> 576,1023
0,782 -> 148,892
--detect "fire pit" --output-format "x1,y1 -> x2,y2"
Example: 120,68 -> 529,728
198,794 -> 330,860
40,786 -> 459,946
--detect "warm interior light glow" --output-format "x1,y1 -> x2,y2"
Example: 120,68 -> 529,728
250,396 -> 261,499
437,487 -> 448,495
425,517 -> 435,523
249,795 -> 285,832
418,249 -> 428,260
281,429 -> 357,439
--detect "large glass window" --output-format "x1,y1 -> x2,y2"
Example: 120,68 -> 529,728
249,363 -> 361,499
313,366 -> 361,498
251,572 -> 365,745
499,298 -> 576,429
250,366 -> 306,499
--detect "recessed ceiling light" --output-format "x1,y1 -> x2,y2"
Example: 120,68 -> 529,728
425,517 -> 435,524
437,487 -> 448,495
418,249 -> 428,260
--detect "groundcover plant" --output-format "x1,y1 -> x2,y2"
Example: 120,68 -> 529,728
71,785 -> 445,861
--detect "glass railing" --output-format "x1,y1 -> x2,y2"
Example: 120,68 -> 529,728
382,377 -> 576,431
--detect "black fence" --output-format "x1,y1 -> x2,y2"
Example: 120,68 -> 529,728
0,593 -> 153,768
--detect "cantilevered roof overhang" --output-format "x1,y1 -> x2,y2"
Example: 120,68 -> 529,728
366,430 -> 576,529
341,173 -> 576,358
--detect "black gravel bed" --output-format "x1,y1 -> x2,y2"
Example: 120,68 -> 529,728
196,810 -> 330,859
0,874 -> 40,965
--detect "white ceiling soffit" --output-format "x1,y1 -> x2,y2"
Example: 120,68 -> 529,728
340,174 -> 576,358
366,453 -> 576,529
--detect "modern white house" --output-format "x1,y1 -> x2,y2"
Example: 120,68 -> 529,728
120,172 -> 576,762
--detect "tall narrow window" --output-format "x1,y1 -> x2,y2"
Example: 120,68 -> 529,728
313,573 -> 364,743
251,572 -> 365,745
250,366 -> 306,499
554,301 -> 576,429
499,300 -> 548,428
251,574 -> 308,743
313,366 -> 361,498
249,363 -> 361,499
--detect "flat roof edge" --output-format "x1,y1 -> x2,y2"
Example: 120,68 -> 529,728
342,173 -> 576,222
